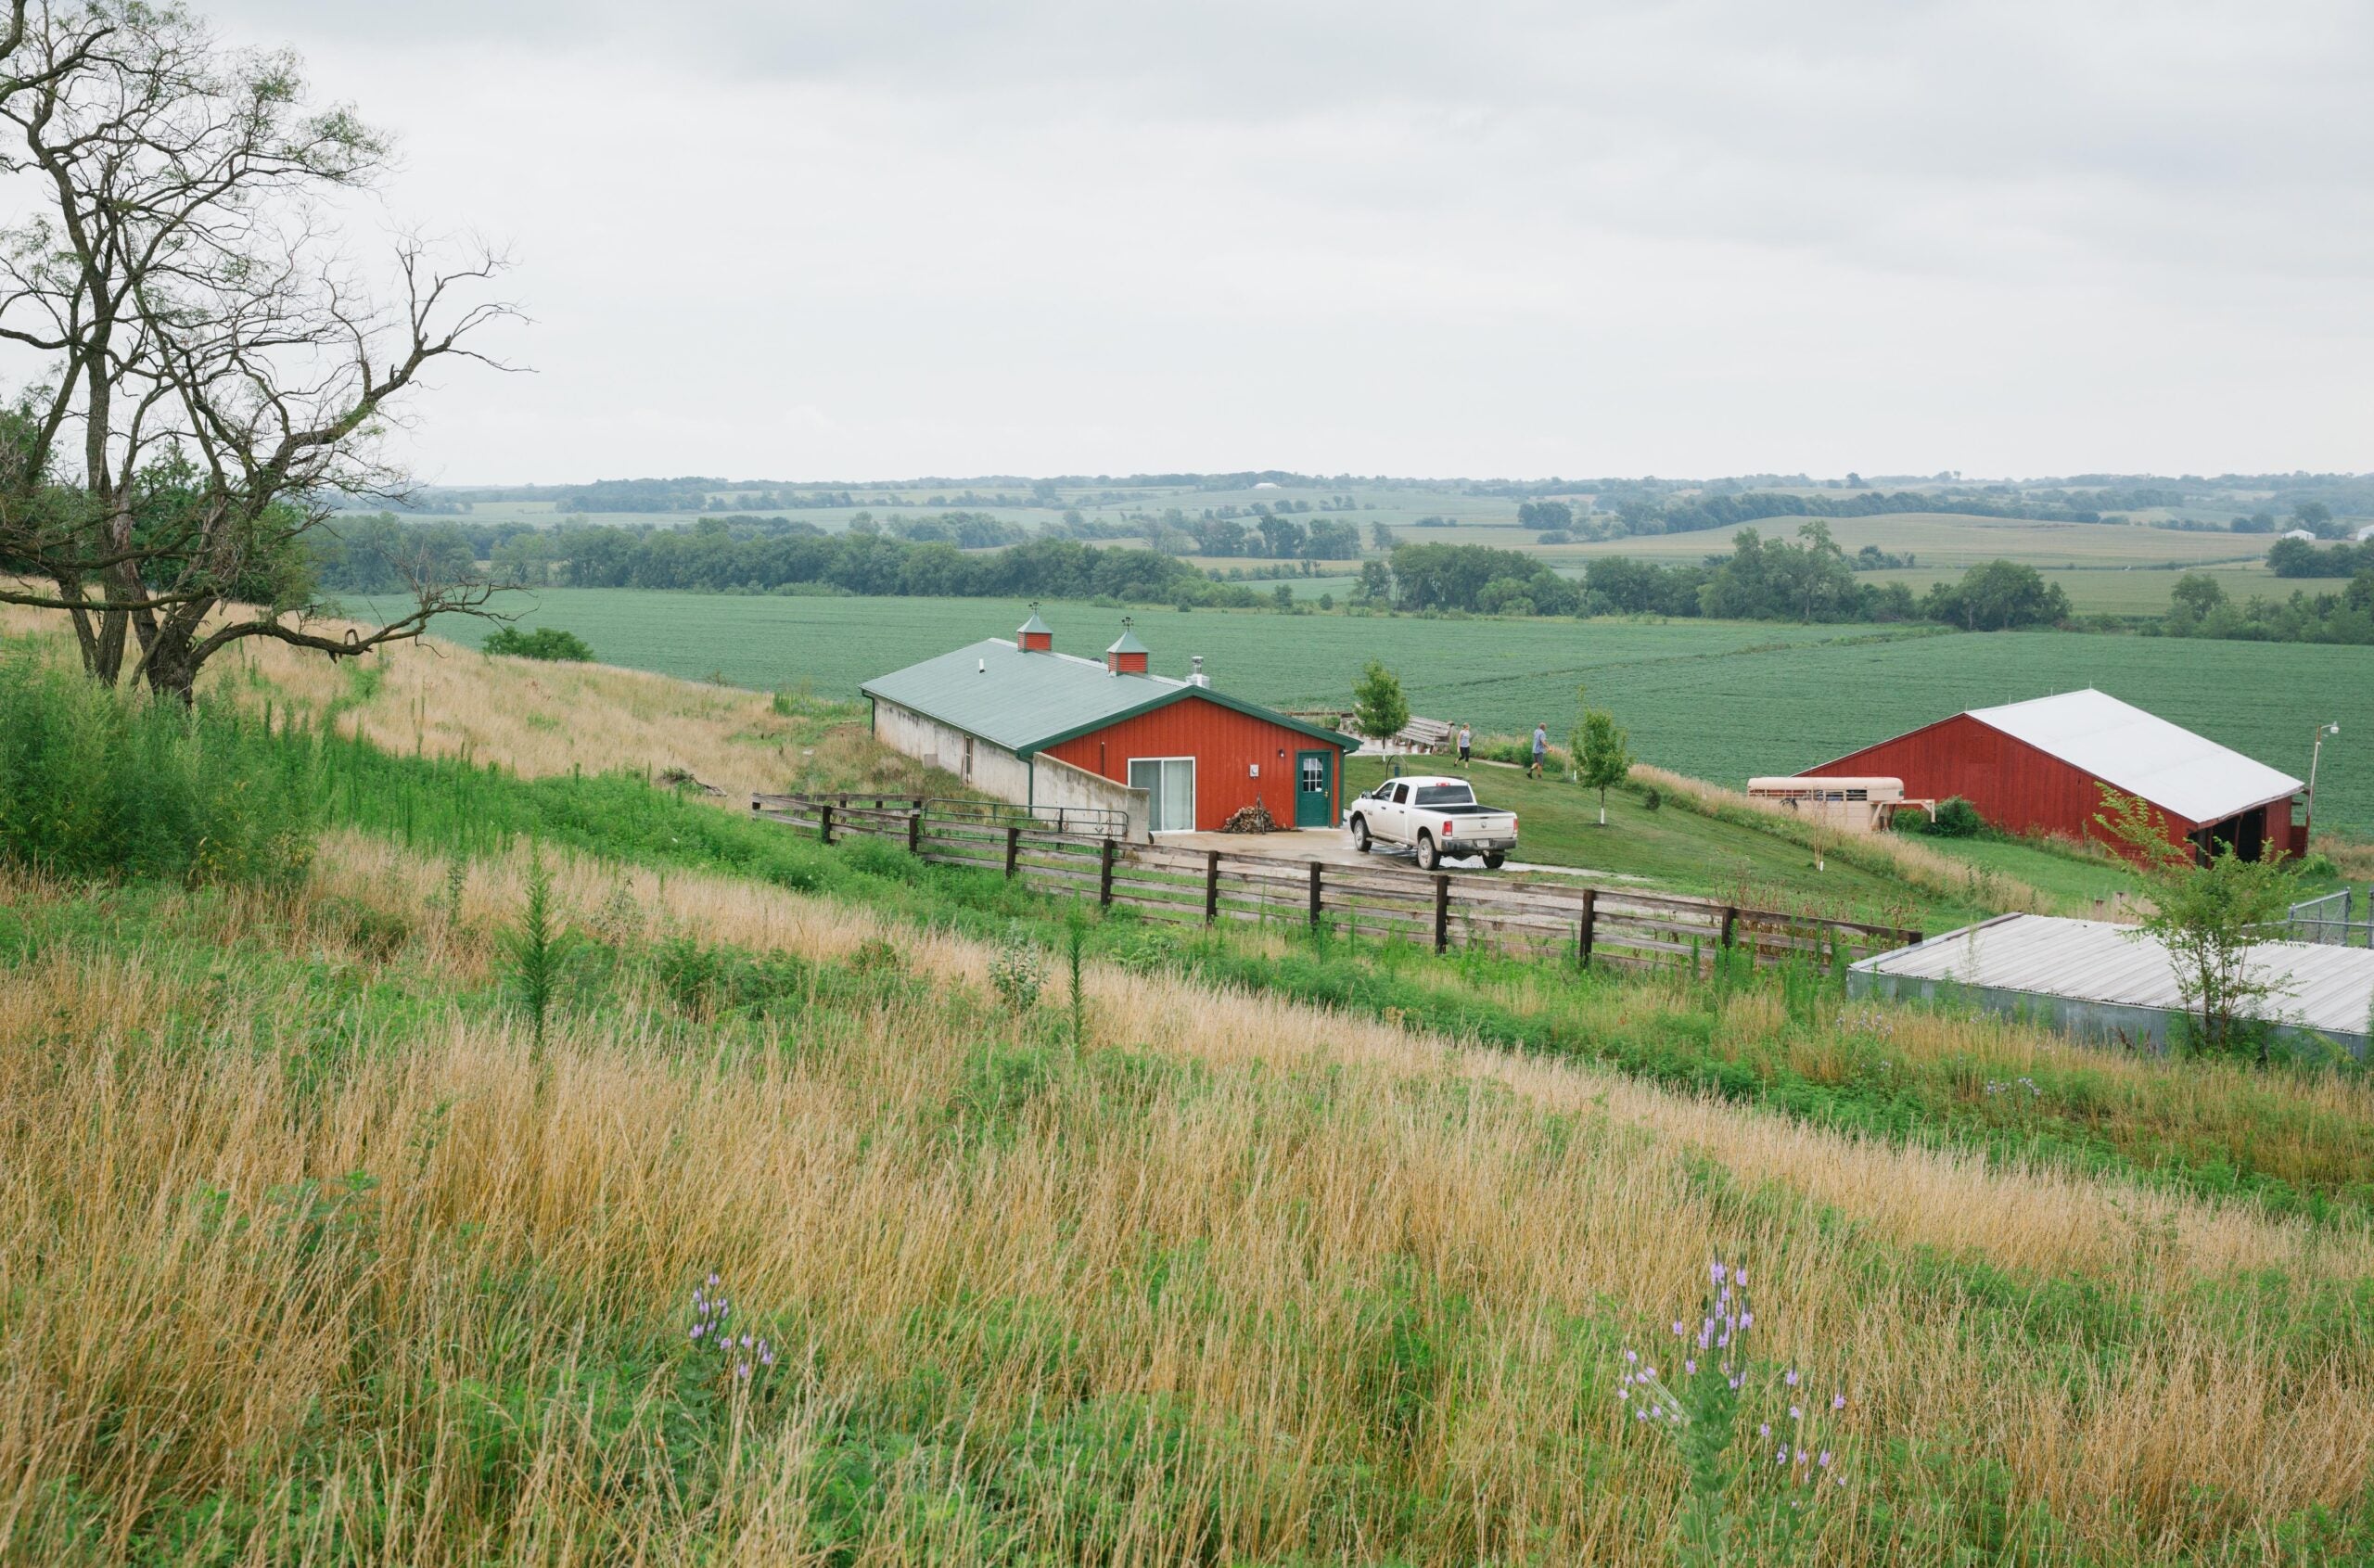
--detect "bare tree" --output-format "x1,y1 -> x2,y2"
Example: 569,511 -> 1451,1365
0,1 -> 517,700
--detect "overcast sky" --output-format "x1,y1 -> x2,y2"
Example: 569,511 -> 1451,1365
196,1 -> 2373,485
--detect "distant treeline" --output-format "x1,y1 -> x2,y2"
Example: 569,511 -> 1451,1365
2268,537 -> 2374,577
547,478 -> 839,513
2163,569 -> 2374,645
311,514 -> 1266,607
1382,531 -> 2067,630
313,514 -> 2073,630
1612,489 -> 2105,538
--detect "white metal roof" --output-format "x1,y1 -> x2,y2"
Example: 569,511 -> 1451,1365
1967,689 -> 2301,824
1856,914 -> 2374,1041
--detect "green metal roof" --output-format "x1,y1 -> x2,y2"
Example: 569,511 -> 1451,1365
862,638 -> 1347,758
1017,611 -> 1052,636
1105,627 -> 1150,655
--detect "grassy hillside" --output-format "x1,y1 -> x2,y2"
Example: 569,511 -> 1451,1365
399,590 -> 2374,836
4,623 -> 2373,1562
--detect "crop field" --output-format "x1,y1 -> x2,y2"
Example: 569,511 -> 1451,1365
413,590 -> 2374,835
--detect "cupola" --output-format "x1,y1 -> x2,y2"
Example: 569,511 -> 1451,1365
1016,608 -> 1053,653
1104,618 -> 1150,676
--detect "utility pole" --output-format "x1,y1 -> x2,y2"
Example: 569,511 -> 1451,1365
2303,721 -> 2339,850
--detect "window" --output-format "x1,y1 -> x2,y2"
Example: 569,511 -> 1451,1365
1299,755 -> 1326,793
1127,758 -> 1196,833
1390,784 -> 1410,805
962,735 -> 974,784
1413,784 -> 1475,807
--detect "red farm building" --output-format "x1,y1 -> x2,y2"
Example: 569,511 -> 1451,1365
1801,689 -> 2305,862
862,611 -> 1347,839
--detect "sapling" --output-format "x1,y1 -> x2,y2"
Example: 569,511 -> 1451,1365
502,843 -> 579,1052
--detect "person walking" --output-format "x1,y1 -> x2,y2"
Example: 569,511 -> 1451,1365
1457,721 -> 1473,768
1529,721 -> 1548,779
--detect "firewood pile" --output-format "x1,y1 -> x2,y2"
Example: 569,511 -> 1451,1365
1219,802 -> 1280,834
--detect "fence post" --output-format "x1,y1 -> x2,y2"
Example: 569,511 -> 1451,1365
819,803 -> 834,846
1206,850 -> 1220,924
1433,873 -> 1450,954
1100,837 -> 1117,907
907,810 -> 922,854
1004,825 -> 1020,879
1579,886 -> 1597,968
1308,861 -> 1323,929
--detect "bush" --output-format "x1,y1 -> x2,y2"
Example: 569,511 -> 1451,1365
1925,797 -> 1985,838
483,626 -> 595,662
0,657 -> 314,886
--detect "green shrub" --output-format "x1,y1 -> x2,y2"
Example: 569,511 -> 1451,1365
0,657 -> 314,886
483,626 -> 595,662
1925,797 -> 1985,838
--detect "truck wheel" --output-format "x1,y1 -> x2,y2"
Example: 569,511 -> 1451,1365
1483,852 -> 1506,870
1416,834 -> 1439,871
1350,817 -> 1372,852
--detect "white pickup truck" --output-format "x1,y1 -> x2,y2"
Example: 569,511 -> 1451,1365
1343,775 -> 1520,870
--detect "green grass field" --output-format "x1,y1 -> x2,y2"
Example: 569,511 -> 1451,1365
1342,756 -> 1971,928
11,633 -> 2374,1562
407,590 -> 2374,835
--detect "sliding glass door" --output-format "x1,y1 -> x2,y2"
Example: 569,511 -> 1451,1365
1126,758 -> 1196,833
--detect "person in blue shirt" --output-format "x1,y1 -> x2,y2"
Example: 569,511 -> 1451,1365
1529,722 -> 1548,778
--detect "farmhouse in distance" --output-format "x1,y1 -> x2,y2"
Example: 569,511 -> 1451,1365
862,611 -> 1347,839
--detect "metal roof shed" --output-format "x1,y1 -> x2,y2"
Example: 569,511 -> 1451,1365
1849,913 -> 2372,1060
1962,691 -> 2302,828
862,638 -> 1343,759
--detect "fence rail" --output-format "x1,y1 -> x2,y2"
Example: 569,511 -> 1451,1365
751,794 -> 1922,973
2266,887 -> 2373,948
752,792 -> 1129,839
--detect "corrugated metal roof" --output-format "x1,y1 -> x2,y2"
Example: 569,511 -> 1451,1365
1855,914 -> 2374,1039
1968,690 -> 2303,824
862,637 -> 1344,757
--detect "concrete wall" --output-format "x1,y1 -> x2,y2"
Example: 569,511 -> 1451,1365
1031,752 -> 1151,842
1847,971 -> 2368,1062
872,701 -> 1031,804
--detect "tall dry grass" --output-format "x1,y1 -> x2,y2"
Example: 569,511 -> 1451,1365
3,845 -> 2369,1562
0,600 -> 800,791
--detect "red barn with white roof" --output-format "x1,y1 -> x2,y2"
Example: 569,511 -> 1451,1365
1801,690 -> 2305,862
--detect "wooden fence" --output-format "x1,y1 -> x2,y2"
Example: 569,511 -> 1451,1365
751,794 -> 1922,972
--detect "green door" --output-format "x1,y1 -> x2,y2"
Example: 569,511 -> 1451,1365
1294,750 -> 1334,828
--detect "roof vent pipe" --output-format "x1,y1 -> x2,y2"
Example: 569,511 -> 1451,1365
1190,655 -> 1210,688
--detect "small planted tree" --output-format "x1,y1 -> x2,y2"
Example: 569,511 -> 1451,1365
1574,704 -> 1633,826
2095,786 -> 2295,1062
1351,660 -> 1410,751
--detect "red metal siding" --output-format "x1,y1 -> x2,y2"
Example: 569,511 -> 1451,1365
1045,695 -> 1343,832
1808,714 -> 2204,856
